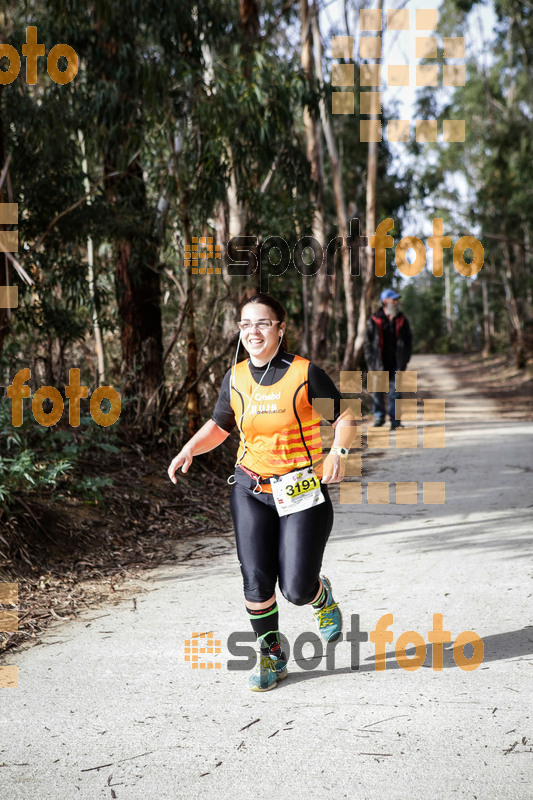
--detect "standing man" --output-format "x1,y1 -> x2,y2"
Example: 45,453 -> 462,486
364,288 -> 412,429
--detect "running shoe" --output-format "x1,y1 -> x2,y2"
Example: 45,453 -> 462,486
248,647 -> 288,692
313,575 -> 342,643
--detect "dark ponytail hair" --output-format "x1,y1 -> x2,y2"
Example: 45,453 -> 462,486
240,293 -> 288,351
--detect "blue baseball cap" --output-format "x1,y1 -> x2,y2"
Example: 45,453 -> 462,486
380,288 -> 401,301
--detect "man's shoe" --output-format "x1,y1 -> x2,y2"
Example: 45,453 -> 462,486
390,421 -> 402,430
373,418 -> 385,427
313,575 -> 342,643
248,647 -> 288,692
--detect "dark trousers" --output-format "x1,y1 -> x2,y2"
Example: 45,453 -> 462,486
229,481 -> 334,605
372,372 -> 399,422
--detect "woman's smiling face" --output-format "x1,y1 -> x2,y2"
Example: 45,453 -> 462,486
239,302 -> 285,366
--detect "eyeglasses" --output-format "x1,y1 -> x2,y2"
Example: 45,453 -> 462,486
238,320 -> 281,332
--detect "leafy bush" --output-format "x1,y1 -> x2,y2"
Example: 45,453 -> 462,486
0,403 -> 120,515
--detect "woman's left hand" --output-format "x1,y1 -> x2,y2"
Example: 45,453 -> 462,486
321,453 -> 345,484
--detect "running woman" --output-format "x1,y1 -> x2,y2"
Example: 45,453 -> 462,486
168,293 -> 357,691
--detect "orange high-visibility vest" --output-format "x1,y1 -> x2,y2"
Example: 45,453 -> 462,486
230,355 -> 323,492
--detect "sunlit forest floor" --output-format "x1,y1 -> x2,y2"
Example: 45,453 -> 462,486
0,440 -> 237,657
441,353 -> 533,419
1,352 -> 531,660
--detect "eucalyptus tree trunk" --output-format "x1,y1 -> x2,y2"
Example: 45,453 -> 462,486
502,24 -> 526,368
97,25 -> 166,437
445,263 -> 453,337
481,278 -> 492,356
352,0 -> 382,366
182,212 -> 202,436
300,0 -> 329,360
227,154 -> 248,243
78,130 -> 105,385
170,124 -> 202,435
292,185 -> 310,356
503,243 -> 525,368
0,86 -> 12,359
221,0 -> 261,339
467,279 -> 482,351
240,0 -> 260,50
310,1 -> 357,369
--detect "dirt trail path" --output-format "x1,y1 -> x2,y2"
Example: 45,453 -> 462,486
410,353 -> 501,420
1,355 -> 531,800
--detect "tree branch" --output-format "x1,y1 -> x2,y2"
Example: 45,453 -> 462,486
166,335 -> 240,413
0,153 -> 12,193
33,170 -> 120,250
162,296 -> 189,366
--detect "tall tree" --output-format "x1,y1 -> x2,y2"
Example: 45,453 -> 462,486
300,0 -> 329,360
353,0 -> 383,366
310,1 -> 357,368
91,10 -> 165,431
412,0 -> 533,365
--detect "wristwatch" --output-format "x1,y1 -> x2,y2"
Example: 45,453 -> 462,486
330,446 -> 349,459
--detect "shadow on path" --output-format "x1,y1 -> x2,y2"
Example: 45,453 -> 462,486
279,625 -> 533,684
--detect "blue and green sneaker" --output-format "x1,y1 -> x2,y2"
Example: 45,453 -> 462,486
248,644 -> 288,692
313,575 -> 342,643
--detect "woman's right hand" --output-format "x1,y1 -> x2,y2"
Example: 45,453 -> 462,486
168,446 -> 193,483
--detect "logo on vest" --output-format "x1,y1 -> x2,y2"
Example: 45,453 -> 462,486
249,402 -> 286,415
254,391 -> 281,402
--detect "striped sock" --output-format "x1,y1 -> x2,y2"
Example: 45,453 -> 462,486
246,601 -> 280,651
311,581 -> 327,609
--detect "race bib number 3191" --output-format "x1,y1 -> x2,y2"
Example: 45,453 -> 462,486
270,467 -> 325,517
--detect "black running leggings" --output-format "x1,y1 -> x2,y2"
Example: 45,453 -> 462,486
230,482 -> 334,605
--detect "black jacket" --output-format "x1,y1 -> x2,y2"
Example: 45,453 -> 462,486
363,307 -> 412,372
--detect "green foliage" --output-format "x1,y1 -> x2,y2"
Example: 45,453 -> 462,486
73,475 -> 114,503
0,405 -> 73,511
0,402 -> 119,515
409,0 -> 533,357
